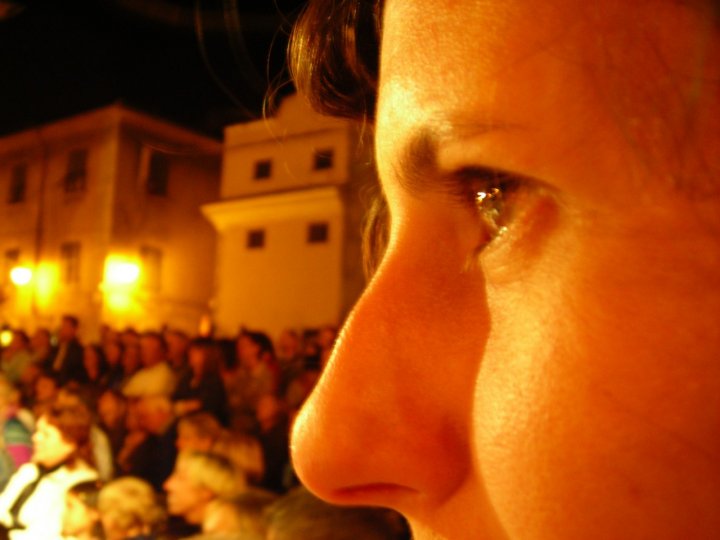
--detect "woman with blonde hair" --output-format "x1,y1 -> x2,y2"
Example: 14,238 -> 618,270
97,476 -> 165,540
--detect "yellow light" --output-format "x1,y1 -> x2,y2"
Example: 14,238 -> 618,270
0,330 -> 12,347
9,266 -> 32,286
105,257 -> 140,285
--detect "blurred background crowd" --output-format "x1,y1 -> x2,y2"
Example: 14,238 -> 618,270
0,315 -> 409,539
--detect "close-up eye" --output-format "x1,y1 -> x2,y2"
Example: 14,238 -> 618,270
451,167 -> 522,250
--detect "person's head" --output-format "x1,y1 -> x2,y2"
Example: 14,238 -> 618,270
176,411 -> 224,452
187,337 -> 222,379
0,374 -> 19,417
62,480 -> 101,539
237,329 -> 274,369
98,476 -> 165,540
163,450 -> 243,525
58,315 -> 79,343
135,394 -> 174,435
33,371 -> 60,403
139,331 -> 167,367
289,1 -> 720,539
120,342 -> 140,375
30,327 -> 52,353
97,389 -> 127,430
83,344 -> 107,381
265,487 -> 401,540
202,491 -> 277,539
165,328 -> 190,369
5,329 -> 29,353
211,432 -> 264,486
32,401 -> 92,467
277,329 -> 300,362
103,339 -> 123,367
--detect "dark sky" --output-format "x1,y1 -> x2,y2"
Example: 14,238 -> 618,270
0,0 -> 306,139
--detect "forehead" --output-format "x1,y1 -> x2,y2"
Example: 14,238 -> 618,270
376,0 -> 712,199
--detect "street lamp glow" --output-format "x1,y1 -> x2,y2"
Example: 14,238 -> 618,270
9,266 -> 32,286
105,258 -> 140,285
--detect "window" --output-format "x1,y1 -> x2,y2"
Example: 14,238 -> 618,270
3,249 -> 19,284
140,245 -> 163,290
8,164 -> 27,204
64,149 -> 87,193
60,242 -> 81,284
246,229 -> 265,249
147,152 -> 169,196
313,148 -> 334,170
253,159 -> 272,180
307,222 -> 329,244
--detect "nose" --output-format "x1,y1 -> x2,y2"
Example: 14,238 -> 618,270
291,221 -> 490,513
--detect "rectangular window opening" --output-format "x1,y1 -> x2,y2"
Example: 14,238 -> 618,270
246,229 -> 265,249
313,148 -> 334,171
147,152 -> 170,196
8,164 -> 27,204
253,159 -> 272,180
140,245 -> 163,291
60,242 -> 81,284
64,149 -> 87,193
307,222 -> 329,244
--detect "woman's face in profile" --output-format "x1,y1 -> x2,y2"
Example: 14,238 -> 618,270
291,0 -> 720,539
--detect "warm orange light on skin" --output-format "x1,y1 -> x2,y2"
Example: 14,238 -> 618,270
9,266 -> 32,286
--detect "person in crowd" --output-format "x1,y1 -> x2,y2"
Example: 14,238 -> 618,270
265,487 -> 404,540
194,490 -> 277,540
97,389 -> 128,469
61,480 -> 102,540
0,376 -> 31,490
56,386 -> 114,482
211,432 -> 264,489
100,339 -> 125,391
287,1 -> 720,539
119,393 -> 178,492
119,342 -> 141,388
0,401 -> 97,538
29,328 -> 55,368
0,331 -> 33,386
175,411 -> 224,453
275,329 -> 304,397
172,338 -> 228,425
164,328 -> 191,379
30,370 -> 60,417
254,395 -> 290,494
163,450 -> 244,536
97,476 -> 165,540
80,344 -> 108,403
123,332 -> 176,398
224,330 -> 277,433
47,315 -> 85,386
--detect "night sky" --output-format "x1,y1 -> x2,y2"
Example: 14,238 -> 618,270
0,0 -> 306,140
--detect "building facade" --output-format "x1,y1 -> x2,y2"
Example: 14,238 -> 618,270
203,94 -> 374,339
0,105 -> 220,339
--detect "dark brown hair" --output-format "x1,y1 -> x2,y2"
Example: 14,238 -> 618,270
45,402 -> 94,466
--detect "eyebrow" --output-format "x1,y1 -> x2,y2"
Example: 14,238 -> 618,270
392,121 -> 512,197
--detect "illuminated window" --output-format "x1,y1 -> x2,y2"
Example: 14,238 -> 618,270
64,149 -> 87,193
253,159 -> 272,180
60,242 -> 81,284
307,222 -> 329,244
8,164 -> 27,204
247,229 -> 265,249
313,149 -> 334,170
140,245 -> 162,291
147,152 -> 169,196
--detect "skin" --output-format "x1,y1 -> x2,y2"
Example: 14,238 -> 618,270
32,416 -> 76,468
163,462 -> 213,524
291,1 -> 720,538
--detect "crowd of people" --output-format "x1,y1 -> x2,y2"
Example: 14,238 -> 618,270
0,315 -> 408,539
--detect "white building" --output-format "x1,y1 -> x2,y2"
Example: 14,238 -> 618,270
0,104 -> 221,339
203,94 -> 374,339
